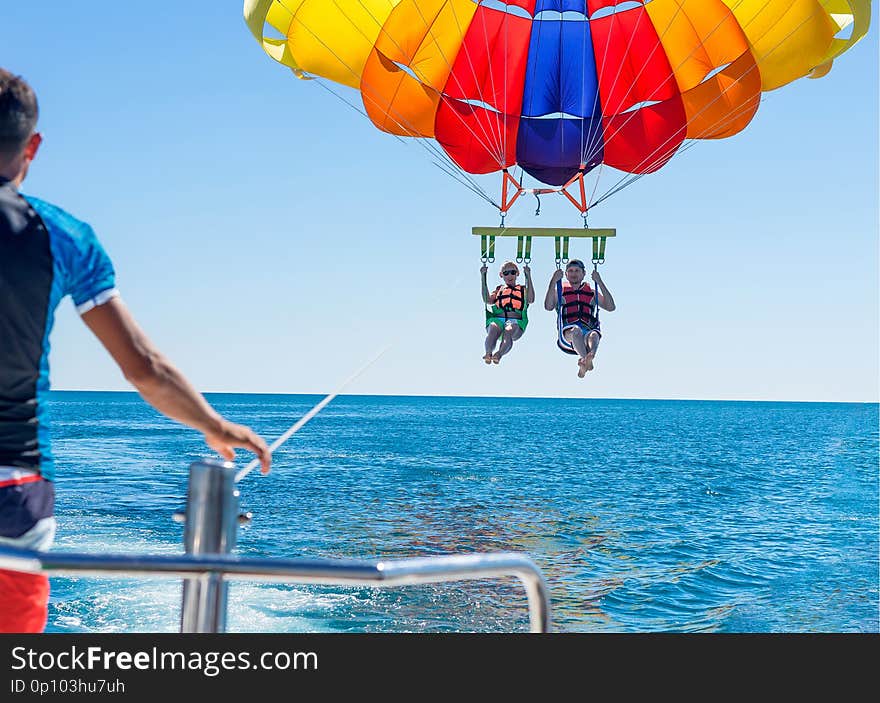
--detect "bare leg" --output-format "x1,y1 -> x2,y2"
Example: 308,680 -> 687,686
493,323 -> 524,363
564,327 -> 590,377
484,323 -> 502,363
583,331 -> 600,371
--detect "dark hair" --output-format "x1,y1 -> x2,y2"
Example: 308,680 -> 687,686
566,259 -> 586,271
0,69 -> 39,157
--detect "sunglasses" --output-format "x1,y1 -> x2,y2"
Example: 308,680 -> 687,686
502,270 -> 518,275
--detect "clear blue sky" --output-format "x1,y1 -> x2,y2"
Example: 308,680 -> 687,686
4,1 -> 878,401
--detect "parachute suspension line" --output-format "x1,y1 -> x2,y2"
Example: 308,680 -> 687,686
360,0 -> 758,216
582,8 -> 612,175
301,39 -> 503,202
591,36 -> 789,206
590,90 -> 769,208
310,78 -> 498,209
588,0 -> 828,210
674,96 -> 773,155
473,0 -> 503,164
578,14 -> 588,174
430,157 -> 501,209
578,0 -> 670,201
516,4 -> 569,190
450,0 -> 506,163
590,95 -> 770,209
580,0 -> 777,198
584,0 -> 756,173
503,0 -> 510,175
296,2 -> 504,192
590,173 -> 646,211
580,1 -> 652,170
593,0 -> 776,167
581,0 -> 722,172
413,0 -> 506,165
588,164 -> 605,207
287,15 -> 499,208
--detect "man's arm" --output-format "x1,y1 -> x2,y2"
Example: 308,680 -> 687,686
81,297 -> 271,473
592,271 -> 616,312
544,269 -> 563,311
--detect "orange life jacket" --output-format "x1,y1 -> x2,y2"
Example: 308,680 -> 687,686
493,284 -> 525,313
560,281 -> 597,326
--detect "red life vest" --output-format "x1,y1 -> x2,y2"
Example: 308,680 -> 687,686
560,281 -> 597,326
493,284 -> 525,313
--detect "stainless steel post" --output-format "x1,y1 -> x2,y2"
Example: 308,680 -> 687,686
179,459 -> 239,633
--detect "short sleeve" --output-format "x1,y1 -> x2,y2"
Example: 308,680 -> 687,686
65,224 -> 117,313
25,196 -> 119,315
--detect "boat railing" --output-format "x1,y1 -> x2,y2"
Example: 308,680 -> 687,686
0,459 -> 551,633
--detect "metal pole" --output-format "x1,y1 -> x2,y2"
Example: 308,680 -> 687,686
179,459 -> 239,633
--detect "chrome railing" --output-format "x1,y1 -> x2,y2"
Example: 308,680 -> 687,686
0,460 -> 552,633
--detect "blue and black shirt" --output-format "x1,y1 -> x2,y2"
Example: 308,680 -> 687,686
0,176 -> 117,538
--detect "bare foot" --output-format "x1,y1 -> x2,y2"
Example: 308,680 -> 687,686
491,353 -> 501,364
584,353 -> 595,371
483,353 -> 493,364
577,357 -> 588,378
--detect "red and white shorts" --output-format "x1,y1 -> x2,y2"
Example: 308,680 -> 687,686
0,468 -> 56,633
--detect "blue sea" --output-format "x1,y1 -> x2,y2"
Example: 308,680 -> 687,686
44,391 -> 878,633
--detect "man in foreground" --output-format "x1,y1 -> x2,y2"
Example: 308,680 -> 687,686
0,68 -> 271,632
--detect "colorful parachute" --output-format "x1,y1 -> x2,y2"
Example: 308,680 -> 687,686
244,1 -> 870,188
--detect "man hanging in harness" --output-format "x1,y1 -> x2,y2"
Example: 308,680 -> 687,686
544,259 -> 616,378
480,261 -> 535,364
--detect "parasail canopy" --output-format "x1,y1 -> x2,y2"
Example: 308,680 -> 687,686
244,0 -> 870,190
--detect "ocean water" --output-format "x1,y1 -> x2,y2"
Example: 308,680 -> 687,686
43,391 -> 878,633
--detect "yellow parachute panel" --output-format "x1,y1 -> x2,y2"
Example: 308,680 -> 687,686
719,0 -> 840,90
647,0 -> 761,139
243,0 -> 403,88
360,0 -> 477,137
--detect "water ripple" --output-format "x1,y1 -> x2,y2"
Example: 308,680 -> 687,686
43,393 -> 879,633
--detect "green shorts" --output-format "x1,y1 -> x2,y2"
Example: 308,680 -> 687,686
487,317 -> 527,334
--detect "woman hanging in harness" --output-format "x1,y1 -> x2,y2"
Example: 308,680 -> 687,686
544,259 -> 616,378
480,260 -> 535,364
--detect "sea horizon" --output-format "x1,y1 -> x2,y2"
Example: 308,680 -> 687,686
50,389 -> 880,405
